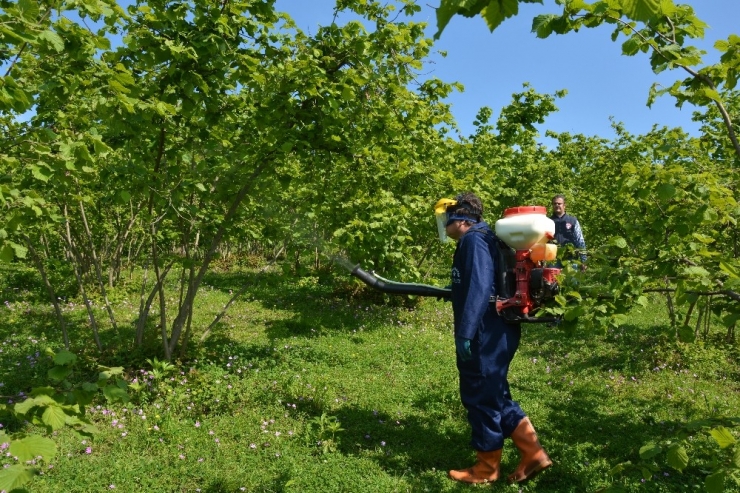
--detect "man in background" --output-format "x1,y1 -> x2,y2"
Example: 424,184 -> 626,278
550,194 -> 587,270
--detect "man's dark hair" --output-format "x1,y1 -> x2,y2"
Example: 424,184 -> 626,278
448,192 -> 483,224
552,194 -> 566,203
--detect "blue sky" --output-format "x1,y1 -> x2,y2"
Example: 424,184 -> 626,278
274,0 -> 739,145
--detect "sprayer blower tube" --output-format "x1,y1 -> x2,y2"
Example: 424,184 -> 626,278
350,264 -> 560,325
350,265 -> 451,299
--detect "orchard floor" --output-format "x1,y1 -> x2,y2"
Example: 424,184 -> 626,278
1,268 -> 739,492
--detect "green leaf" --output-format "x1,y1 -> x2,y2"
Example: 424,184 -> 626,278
73,388 -> 96,407
564,305 -> 586,321
38,30 -> 65,52
47,366 -> 72,382
98,366 -> 124,381
666,443 -> 688,471
696,87 -> 721,103
280,141 -> 293,153
435,0 -> 483,38
0,464 -> 36,492
482,0 -> 520,32
609,236 -> 628,248
82,382 -> 99,392
102,385 -> 129,404
64,415 -> 97,436
683,266 -> 710,278
566,291 -> 583,301
719,260 -> 740,279
31,164 -> 50,182
29,387 -> 55,397
705,470 -> 726,493
722,312 -> 740,328
622,37 -> 641,56
13,399 -> 36,416
532,14 -> 557,38
10,242 -> 27,259
18,0 -> 40,20
702,207 -> 719,222
341,86 -> 355,101
14,395 -> 56,415
0,244 -> 15,263
78,421 -> 99,435
0,24 -> 37,45
118,190 -> 131,203
656,183 -> 675,200
678,324 -> 696,342
9,435 -> 57,462
639,441 -> 662,460
108,79 -> 130,95
620,0 -> 662,22
112,70 -> 135,87
609,313 -> 629,328
691,233 -> 715,245
53,349 -> 77,366
709,426 -> 736,448
608,460 -> 632,475
42,405 -> 68,431
658,0 -> 677,17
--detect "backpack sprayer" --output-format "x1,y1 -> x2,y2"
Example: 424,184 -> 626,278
350,204 -> 562,324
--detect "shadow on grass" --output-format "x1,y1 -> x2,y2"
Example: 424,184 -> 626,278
201,269 -> 405,343
267,386 -> 473,492
509,324 -> 729,491
3,267 -> 426,370
536,384 -> 712,491
523,321 -> 699,381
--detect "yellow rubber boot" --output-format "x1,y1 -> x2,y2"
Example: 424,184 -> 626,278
507,417 -> 552,483
448,449 -> 502,484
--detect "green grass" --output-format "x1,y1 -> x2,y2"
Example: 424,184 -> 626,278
1,266 -> 739,492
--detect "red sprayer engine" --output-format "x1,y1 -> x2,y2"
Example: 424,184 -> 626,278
492,206 -> 561,323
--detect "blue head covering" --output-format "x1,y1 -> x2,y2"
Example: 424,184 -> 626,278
446,213 -> 480,226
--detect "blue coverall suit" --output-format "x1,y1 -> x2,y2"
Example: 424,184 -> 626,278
450,221 -> 526,452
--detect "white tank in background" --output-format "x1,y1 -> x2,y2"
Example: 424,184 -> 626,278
494,206 -> 557,261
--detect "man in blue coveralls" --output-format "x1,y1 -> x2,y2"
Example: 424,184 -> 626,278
440,192 -> 552,484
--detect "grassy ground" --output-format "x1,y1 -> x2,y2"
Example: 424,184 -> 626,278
1,265 -> 739,492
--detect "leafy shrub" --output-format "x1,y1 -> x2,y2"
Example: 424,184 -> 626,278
0,349 -> 129,492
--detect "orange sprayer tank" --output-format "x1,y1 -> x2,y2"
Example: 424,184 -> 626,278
494,206 -> 556,260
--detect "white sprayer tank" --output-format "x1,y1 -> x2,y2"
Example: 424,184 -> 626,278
495,206 -> 557,261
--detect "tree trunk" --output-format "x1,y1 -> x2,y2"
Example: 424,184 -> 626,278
79,200 -> 118,335
63,205 -> 102,352
167,160 -> 268,357
23,235 -> 69,349
135,260 -> 175,347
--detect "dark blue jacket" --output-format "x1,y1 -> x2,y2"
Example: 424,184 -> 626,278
551,213 -> 587,262
450,222 -> 498,340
